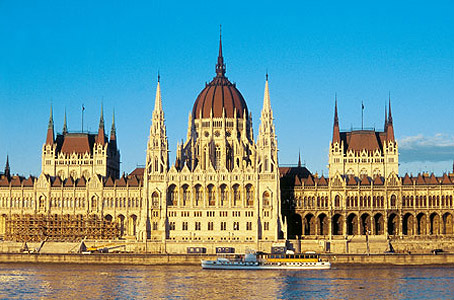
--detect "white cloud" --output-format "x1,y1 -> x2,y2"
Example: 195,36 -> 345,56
398,133 -> 454,163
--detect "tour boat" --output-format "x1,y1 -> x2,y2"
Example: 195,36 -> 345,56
201,251 -> 331,270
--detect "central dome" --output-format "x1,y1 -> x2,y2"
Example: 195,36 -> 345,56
192,38 -> 248,119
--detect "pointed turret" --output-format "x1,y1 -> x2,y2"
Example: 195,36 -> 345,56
384,102 -> 388,131
4,155 -> 10,179
145,74 -> 169,175
387,96 -> 395,141
215,26 -> 226,77
332,96 -> 340,143
154,74 -> 163,114
46,104 -> 55,145
97,104 -> 106,145
62,109 -> 68,135
110,109 -> 116,142
263,73 -> 271,112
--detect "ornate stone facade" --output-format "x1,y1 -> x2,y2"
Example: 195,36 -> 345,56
0,37 -> 284,248
282,101 -> 454,240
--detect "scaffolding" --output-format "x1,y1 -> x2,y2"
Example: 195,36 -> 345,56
4,214 -> 120,242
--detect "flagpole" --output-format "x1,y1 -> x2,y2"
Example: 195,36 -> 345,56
82,104 -> 85,132
361,101 -> 364,130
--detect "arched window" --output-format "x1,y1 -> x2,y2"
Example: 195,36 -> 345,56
194,185 -> 202,206
262,191 -> 270,207
220,185 -> 228,206
233,184 -> 240,207
152,192 -> 159,207
390,195 -> 396,207
182,185 -> 189,206
207,185 -> 216,206
335,195 -> 340,207
246,185 -> 254,206
167,185 -> 177,206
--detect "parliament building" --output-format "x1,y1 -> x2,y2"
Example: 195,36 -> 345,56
1,36 -> 453,253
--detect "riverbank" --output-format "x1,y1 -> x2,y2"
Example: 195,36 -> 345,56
0,252 -> 454,266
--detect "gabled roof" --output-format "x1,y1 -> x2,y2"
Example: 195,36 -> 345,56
104,177 -> 115,187
428,173 -> 439,185
373,176 -> 384,185
318,176 -> 328,186
360,176 -> 370,185
64,177 -> 75,187
116,176 -> 127,187
23,176 -> 35,187
127,175 -> 141,187
76,177 -> 86,187
10,176 -> 22,187
0,175 -> 9,187
51,176 -> 63,187
347,176 -> 357,185
402,173 -> 413,185
415,174 -> 426,185
441,173 -> 452,185
305,175 -> 315,186
294,175 -> 301,186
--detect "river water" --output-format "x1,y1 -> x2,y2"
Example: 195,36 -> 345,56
0,263 -> 453,299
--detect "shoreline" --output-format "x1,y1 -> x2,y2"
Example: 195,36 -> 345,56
1,252 -> 454,266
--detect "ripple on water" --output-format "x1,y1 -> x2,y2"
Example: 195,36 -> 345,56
0,264 -> 454,299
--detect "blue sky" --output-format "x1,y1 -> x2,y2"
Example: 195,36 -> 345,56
1,1 -> 454,177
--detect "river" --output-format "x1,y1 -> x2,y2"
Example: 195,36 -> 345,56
0,264 -> 453,299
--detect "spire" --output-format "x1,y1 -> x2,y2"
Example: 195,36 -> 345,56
215,25 -> 226,77
46,104 -> 54,145
388,93 -> 393,124
4,155 -> 10,179
110,109 -> 116,141
384,102 -> 388,131
387,94 -> 395,141
298,150 -> 302,168
332,95 -> 341,143
97,103 -> 106,145
154,74 -> 163,113
263,72 -> 271,111
62,109 -> 68,135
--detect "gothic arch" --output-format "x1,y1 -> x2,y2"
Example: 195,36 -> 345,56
207,184 -> 216,206
317,213 -> 328,235
128,214 -> 137,236
332,214 -> 343,235
151,191 -> 160,207
347,213 -> 358,235
429,212 -> 440,235
303,213 -> 315,236
167,184 -> 177,206
245,184 -> 254,206
442,212 -> 453,235
417,213 -> 427,235
402,213 -> 415,235
373,213 -> 384,235
360,213 -> 371,235
388,213 -> 399,235
262,190 -> 271,207
181,184 -> 190,206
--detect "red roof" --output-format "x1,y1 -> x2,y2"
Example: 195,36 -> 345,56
60,133 -> 94,154
341,130 -> 385,152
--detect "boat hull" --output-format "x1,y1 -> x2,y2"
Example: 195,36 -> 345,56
201,261 -> 331,270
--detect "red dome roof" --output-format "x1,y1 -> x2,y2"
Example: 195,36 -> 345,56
192,36 -> 248,119
192,76 -> 248,119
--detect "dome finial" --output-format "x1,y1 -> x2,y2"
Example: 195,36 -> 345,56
216,25 -> 226,77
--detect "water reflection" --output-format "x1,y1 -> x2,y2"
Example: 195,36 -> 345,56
0,264 -> 454,299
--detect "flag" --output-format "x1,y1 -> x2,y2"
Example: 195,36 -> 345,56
82,104 -> 85,111
362,102 -> 364,110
